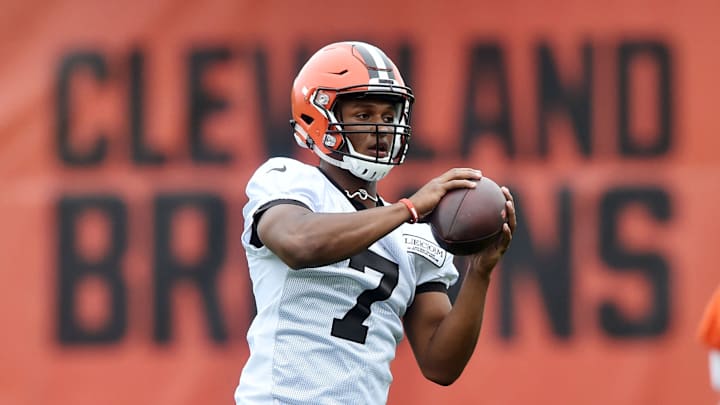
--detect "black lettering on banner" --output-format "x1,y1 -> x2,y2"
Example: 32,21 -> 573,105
394,41 -> 415,89
254,47 -> 297,158
393,42 -> 435,160
153,193 -> 227,343
618,41 -> 672,157
460,43 -> 515,158
187,47 -> 233,164
599,187 -> 671,337
57,195 -> 127,344
499,187 -> 573,339
129,48 -> 166,165
56,51 -> 108,166
537,42 -> 593,157
332,250 -> 399,344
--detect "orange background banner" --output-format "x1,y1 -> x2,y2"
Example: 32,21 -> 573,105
1,0 -> 719,404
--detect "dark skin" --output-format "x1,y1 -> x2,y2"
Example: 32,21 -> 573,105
256,97 -> 517,385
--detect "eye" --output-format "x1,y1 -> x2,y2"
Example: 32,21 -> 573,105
382,114 -> 395,123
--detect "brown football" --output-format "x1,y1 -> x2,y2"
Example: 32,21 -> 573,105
428,177 -> 507,256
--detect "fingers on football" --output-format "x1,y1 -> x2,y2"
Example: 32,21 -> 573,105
501,186 -> 513,203
443,168 -> 482,181
501,187 -> 517,233
443,178 -> 477,192
505,200 -> 517,233
498,223 -> 513,253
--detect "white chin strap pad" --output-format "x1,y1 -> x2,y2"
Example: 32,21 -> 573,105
343,139 -> 393,181
345,156 -> 392,182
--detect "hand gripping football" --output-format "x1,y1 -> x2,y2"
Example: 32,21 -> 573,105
429,177 -> 507,256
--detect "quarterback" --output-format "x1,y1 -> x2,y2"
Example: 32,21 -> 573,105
235,41 -> 516,404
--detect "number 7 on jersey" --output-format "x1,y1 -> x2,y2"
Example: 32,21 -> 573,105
331,250 -> 400,344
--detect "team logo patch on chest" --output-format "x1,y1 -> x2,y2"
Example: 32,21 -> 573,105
403,234 -> 447,267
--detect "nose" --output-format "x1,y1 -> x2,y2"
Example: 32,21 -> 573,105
373,120 -> 394,136
374,125 -> 394,150
377,125 -> 393,136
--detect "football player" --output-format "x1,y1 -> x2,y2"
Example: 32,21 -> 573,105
234,41 -> 516,404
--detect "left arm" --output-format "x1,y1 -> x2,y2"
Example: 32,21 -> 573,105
403,187 -> 516,385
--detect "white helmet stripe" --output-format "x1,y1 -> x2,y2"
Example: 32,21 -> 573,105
351,42 -> 396,82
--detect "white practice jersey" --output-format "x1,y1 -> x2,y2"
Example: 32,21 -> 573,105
235,157 -> 458,405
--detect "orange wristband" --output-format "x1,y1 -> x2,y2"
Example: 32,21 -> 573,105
398,198 -> 419,224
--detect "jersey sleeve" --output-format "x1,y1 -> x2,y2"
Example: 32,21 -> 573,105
241,158 -> 322,254
401,222 -> 459,291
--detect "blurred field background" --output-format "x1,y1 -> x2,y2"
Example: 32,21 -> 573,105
1,0 -> 719,403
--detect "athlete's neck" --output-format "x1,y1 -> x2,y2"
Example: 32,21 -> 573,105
318,162 -> 378,204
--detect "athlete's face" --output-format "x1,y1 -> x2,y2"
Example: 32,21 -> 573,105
336,98 -> 398,159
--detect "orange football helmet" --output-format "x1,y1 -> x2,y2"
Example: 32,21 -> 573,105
291,41 -> 414,181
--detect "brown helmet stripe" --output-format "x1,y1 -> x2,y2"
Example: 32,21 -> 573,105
352,42 -> 396,82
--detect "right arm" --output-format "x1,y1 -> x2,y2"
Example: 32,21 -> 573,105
257,202 -> 410,269
256,168 -> 482,269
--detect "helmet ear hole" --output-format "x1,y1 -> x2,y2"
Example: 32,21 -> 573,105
300,114 -> 314,125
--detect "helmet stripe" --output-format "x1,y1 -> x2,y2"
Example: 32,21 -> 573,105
352,42 -> 396,82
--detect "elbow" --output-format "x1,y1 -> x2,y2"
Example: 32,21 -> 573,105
424,372 -> 460,387
279,248 -> 318,270
276,237 -> 328,270
420,365 -> 462,387
282,256 -> 308,270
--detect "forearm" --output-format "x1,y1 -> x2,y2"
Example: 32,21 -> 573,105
409,184 -> 514,385
270,202 -> 412,268
417,269 -> 491,384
